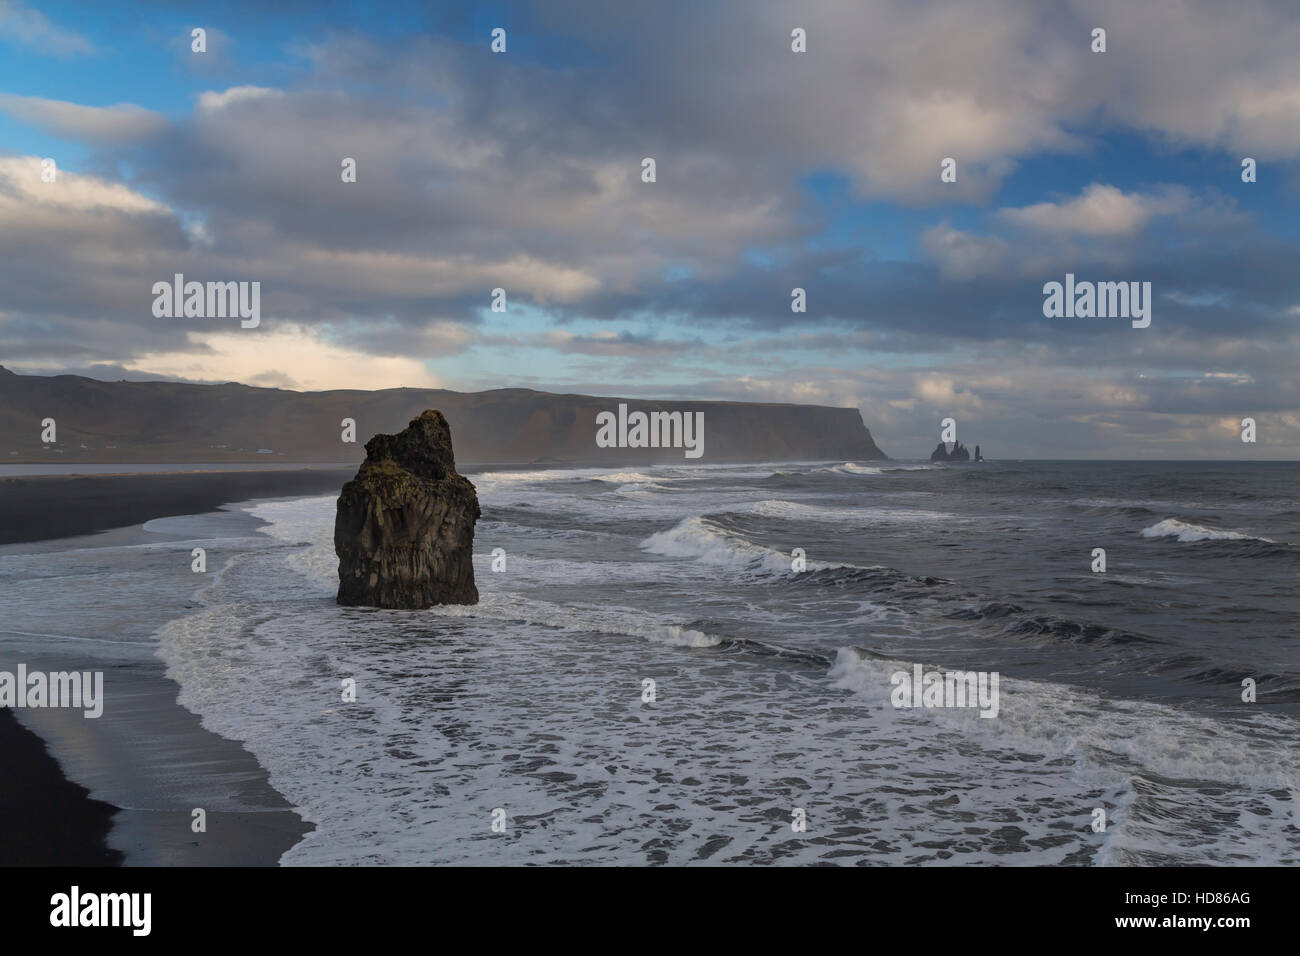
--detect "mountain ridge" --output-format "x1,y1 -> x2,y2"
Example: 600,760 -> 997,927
0,368 -> 888,464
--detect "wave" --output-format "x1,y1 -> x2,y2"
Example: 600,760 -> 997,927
1000,615 -> 1156,647
639,515 -> 861,577
1133,520 -> 1284,556
150,489 -> 1300,866
589,471 -> 662,484
750,498 -> 957,524
817,462 -> 884,476
826,648 -> 1300,794
642,624 -> 723,647
761,470 -> 812,488
1140,518 -> 1273,544
469,467 -> 681,493
638,515 -> 957,608
715,638 -> 833,667
1066,501 -> 1161,521
750,499 -> 836,520
640,516 -> 806,576
946,601 -> 1158,647
468,468 -> 586,488
801,563 -> 953,594
477,518 -> 619,542
813,461 -> 936,476
764,462 -> 933,485
1177,664 -> 1300,699
417,591 -> 728,648
607,481 -> 671,498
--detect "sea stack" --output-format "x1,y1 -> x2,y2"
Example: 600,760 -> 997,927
334,410 -> 480,608
929,440 -> 972,462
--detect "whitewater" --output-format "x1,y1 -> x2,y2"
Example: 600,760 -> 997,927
28,459 -> 1300,865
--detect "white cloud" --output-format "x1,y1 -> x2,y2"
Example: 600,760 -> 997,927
998,184 -> 1190,238
0,156 -> 169,215
197,86 -> 281,112
127,323 -> 442,391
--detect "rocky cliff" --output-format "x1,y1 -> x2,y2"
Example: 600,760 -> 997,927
930,440 -> 974,462
334,410 -> 480,609
0,368 -> 887,464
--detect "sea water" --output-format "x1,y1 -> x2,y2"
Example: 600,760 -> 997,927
4,460 -> 1298,864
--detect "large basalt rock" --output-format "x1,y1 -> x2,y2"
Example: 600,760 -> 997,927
929,440 -> 973,463
334,410 -> 480,608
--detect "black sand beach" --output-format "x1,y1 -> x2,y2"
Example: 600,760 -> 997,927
0,707 -> 123,866
0,467 -> 352,866
0,467 -> 356,545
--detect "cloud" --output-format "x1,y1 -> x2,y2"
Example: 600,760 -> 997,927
0,156 -> 169,214
196,85 -> 278,112
522,0 -> 1300,200
293,249 -> 601,304
998,184 -> 1191,238
125,323 -> 442,391
539,329 -> 692,357
916,374 -> 986,412
1081,0 -> 1300,159
920,186 -> 1258,295
0,0 -> 92,56
920,223 -> 1009,280
0,94 -> 167,143
2,0 -> 1299,455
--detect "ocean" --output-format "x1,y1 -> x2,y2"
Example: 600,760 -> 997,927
3,459 -> 1298,865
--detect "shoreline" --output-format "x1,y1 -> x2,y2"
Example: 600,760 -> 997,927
0,469 -> 346,865
0,467 -> 357,545
0,707 -> 123,866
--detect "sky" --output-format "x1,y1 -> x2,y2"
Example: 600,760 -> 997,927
1,0 -> 1299,459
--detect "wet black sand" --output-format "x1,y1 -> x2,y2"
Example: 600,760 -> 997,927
0,468 -> 356,866
0,707 -> 123,866
0,468 -> 356,545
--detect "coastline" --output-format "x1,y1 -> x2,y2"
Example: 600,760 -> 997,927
0,468 -> 352,866
0,467 -> 356,545
0,707 -> 122,865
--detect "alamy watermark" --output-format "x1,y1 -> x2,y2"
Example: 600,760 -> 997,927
0,664 -> 103,718
152,273 -> 260,328
890,664 -> 999,718
50,887 -> 150,936
1042,273 -> 1151,328
595,403 -> 704,459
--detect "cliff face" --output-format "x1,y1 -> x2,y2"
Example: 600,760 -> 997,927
334,410 -> 480,609
0,370 -> 888,463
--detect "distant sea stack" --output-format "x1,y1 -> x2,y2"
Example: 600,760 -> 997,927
334,410 -> 480,609
930,441 -> 982,463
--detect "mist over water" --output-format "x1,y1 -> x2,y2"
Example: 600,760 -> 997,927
7,460 -> 1298,864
